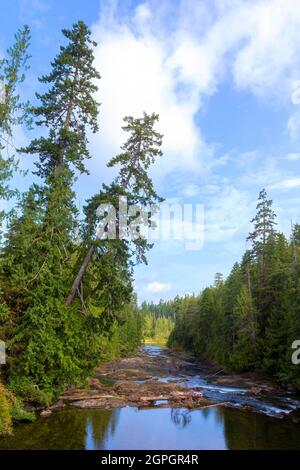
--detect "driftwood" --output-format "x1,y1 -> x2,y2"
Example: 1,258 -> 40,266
207,369 -> 224,377
197,402 -> 229,410
62,393 -> 120,402
139,396 -> 169,402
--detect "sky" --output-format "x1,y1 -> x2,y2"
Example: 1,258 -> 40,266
1,0 -> 300,302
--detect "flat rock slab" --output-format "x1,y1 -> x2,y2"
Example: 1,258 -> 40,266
53,346 -> 289,415
58,348 -> 217,411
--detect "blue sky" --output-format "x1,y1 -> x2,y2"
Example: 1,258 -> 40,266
1,0 -> 300,302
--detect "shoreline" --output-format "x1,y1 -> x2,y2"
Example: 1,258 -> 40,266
26,345 -> 300,422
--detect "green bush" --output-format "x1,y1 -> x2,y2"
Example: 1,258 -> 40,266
11,399 -> 35,422
0,383 -> 13,436
8,376 -> 52,406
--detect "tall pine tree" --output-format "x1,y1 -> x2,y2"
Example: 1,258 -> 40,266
1,21 -> 101,398
66,112 -> 163,305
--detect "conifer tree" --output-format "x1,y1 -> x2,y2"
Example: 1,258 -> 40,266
0,25 -> 31,363
232,285 -> 259,370
222,262 -> 243,355
292,223 -> 300,266
22,20 -> 100,177
0,21 -> 101,396
247,189 -> 278,333
214,272 -> 223,287
247,189 -> 277,265
66,112 -> 163,305
293,223 -> 300,246
0,25 -> 31,233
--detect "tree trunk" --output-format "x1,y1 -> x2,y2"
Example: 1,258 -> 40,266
65,245 -> 95,305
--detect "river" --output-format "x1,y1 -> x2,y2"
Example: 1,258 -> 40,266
1,346 -> 300,450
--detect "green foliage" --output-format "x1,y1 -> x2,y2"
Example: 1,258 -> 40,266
0,21 -> 163,412
168,189 -> 300,389
66,112 -> 164,305
141,306 -> 174,345
0,290 -> 9,323
0,382 -> 35,436
0,25 -> 31,132
8,377 -> 51,406
0,25 -> 31,237
108,112 -> 163,205
11,399 -> 35,423
0,383 -> 13,436
107,302 -> 144,356
22,20 -> 100,177
231,285 -> 259,370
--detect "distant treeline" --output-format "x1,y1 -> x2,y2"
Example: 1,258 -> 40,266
141,300 -> 176,319
166,190 -> 300,390
140,302 -> 175,344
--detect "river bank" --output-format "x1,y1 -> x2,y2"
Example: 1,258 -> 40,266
1,345 -> 300,450
29,345 -> 300,419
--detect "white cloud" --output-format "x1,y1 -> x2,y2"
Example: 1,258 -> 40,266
287,113 -> 300,142
204,186 -> 253,242
231,0 -> 300,97
89,0 -> 300,180
18,0 -> 51,30
181,183 -> 201,197
271,178 -> 300,190
91,7 -> 212,177
146,281 -> 171,294
286,152 -> 300,161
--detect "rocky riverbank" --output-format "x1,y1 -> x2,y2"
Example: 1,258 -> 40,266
37,346 -> 300,421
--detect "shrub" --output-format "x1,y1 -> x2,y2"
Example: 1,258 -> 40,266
0,383 -> 13,436
8,376 -> 52,406
11,399 -> 35,422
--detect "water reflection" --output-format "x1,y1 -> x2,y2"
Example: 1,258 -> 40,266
171,409 -> 192,428
85,409 -> 121,450
221,407 -> 300,450
0,406 -> 300,450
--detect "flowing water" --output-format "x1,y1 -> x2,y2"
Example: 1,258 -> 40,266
1,346 -> 300,450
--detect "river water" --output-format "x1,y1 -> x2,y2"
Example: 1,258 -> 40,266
1,346 -> 300,450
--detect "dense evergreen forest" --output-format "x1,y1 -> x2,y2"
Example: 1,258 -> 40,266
140,301 -> 175,344
0,21 -> 163,435
167,189 -> 300,390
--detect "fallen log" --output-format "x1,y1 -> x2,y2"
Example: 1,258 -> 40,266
139,396 -> 169,402
198,402 -> 229,410
62,393 -> 119,402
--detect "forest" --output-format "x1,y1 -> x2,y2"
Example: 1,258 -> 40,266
0,21 -> 162,435
167,189 -> 300,390
140,301 -> 174,344
1,16 -> 300,445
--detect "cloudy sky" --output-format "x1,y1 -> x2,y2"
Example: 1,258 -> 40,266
1,0 -> 300,302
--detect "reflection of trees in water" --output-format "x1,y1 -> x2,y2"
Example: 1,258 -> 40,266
221,407 -> 300,450
0,409 -> 120,450
87,408 -> 121,449
211,406 -> 224,426
170,406 -> 223,429
171,409 -> 192,428
3,402 -> 300,450
0,410 -> 88,450
87,406 -> 300,450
